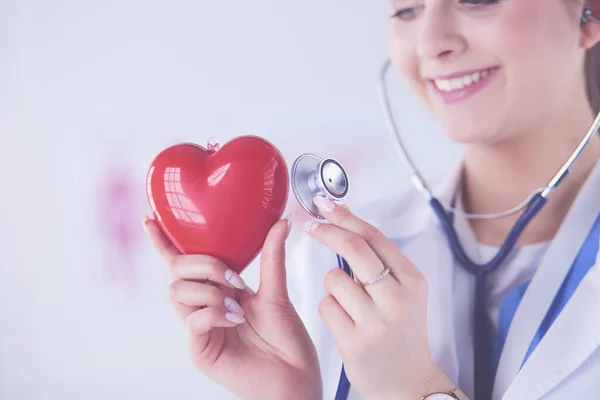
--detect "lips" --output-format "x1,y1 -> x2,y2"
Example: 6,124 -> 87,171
426,66 -> 500,104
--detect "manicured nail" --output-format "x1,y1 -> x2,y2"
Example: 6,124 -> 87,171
224,297 -> 245,317
225,269 -> 246,290
303,220 -> 320,233
313,195 -> 336,212
142,216 -> 150,235
284,213 -> 292,238
225,312 -> 246,324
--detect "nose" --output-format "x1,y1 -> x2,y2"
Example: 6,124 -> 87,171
416,7 -> 467,61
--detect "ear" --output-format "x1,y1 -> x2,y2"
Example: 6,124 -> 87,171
581,3 -> 600,49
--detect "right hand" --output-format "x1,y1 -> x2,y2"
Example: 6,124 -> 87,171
143,215 -> 322,400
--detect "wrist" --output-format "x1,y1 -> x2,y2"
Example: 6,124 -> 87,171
367,368 -> 458,400
412,369 -> 468,400
415,368 -> 457,398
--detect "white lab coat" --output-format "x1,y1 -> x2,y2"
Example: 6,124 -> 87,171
287,158 -> 600,400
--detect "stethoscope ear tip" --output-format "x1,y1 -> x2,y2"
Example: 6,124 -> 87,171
581,8 -> 600,25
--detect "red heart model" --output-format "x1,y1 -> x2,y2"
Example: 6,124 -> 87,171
146,135 -> 289,274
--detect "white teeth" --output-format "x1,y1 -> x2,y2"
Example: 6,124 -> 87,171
450,78 -> 463,89
433,68 -> 493,92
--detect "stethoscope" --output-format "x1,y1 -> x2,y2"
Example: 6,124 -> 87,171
290,55 -> 600,400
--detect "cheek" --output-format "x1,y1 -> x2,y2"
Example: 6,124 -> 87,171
493,6 -> 555,63
389,33 -> 426,99
497,0 -> 581,72
491,1 -> 581,110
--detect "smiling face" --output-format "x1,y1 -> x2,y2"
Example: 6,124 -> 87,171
389,0 -> 590,144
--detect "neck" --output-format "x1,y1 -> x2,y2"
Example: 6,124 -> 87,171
461,102 -> 600,247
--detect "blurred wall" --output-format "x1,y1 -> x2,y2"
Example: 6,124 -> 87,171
0,1 -> 462,399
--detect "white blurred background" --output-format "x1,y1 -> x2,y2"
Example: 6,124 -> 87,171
0,1 -> 462,399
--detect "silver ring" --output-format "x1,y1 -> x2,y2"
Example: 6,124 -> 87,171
364,267 -> 391,287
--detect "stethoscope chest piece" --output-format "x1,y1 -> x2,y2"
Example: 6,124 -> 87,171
291,153 -> 349,219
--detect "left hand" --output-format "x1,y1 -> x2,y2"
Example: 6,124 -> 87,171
304,195 -> 456,400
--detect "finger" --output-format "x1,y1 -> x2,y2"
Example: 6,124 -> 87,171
258,215 -> 292,302
185,307 -> 247,362
169,293 -> 198,323
170,280 -> 245,316
187,306 -> 246,333
143,216 -> 181,265
318,295 -> 354,349
304,219 -> 393,291
324,267 -> 372,322
312,196 -> 418,282
144,216 -> 248,291
169,254 -> 247,290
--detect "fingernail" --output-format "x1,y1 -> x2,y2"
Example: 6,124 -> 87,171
303,220 -> 320,233
313,195 -> 336,212
225,312 -> 246,324
142,216 -> 150,235
224,297 -> 245,317
284,213 -> 292,238
225,269 -> 246,290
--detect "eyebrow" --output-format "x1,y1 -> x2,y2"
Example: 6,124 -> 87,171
391,0 -> 418,7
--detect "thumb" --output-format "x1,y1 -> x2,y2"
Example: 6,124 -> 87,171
257,214 -> 292,302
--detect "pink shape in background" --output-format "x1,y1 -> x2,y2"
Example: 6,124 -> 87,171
97,161 -> 142,294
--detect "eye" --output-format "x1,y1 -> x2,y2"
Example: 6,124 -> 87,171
390,0 -> 500,21
459,0 -> 502,5
390,6 -> 424,21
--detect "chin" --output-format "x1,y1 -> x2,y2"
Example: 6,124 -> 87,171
438,118 -> 501,145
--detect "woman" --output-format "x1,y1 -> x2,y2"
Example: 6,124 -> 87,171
143,1 -> 600,399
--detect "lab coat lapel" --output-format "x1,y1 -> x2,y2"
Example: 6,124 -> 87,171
502,259 -> 600,400
493,159 -> 600,400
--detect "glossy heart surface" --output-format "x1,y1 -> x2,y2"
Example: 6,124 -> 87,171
146,135 -> 289,274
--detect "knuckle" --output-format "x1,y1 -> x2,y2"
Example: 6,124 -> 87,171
405,269 -> 428,295
203,256 -> 228,279
204,284 -> 223,302
206,255 -> 225,271
413,273 -> 428,296
168,254 -> 184,274
386,286 -> 406,304
343,234 -> 367,256
383,296 -> 407,320
324,268 -> 344,291
260,242 -> 281,265
208,307 -> 221,324
261,247 -> 276,263
189,308 -> 212,330
318,295 -> 335,316
366,319 -> 388,338
186,311 -> 204,332
169,280 -> 184,298
336,206 -> 353,224
360,224 -> 383,243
